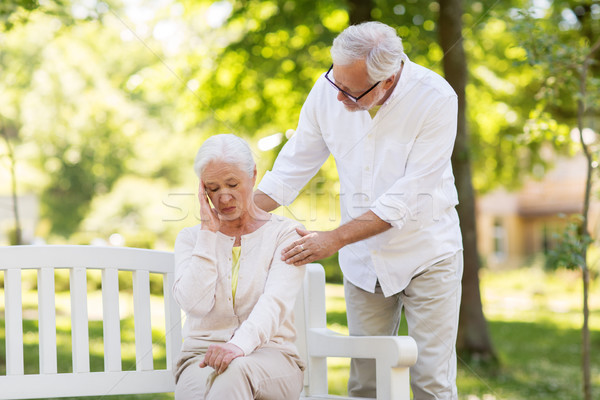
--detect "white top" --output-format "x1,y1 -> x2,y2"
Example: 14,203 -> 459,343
258,56 -> 463,297
173,214 -> 305,356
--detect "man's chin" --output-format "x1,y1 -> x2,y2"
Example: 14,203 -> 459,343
343,103 -> 363,112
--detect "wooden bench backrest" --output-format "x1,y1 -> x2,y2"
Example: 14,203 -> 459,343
0,245 -> 182,399
0,245 -> 323,399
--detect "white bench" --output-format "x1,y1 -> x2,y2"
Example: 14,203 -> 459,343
0,245 -> 417,399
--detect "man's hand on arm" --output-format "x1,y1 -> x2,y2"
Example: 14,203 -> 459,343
282,211 -> 392,266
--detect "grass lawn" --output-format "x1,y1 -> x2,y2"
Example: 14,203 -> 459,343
1,265 -> 599,399
316,265 -> 600,400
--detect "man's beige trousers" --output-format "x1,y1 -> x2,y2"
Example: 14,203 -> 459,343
345,251 -> 463,400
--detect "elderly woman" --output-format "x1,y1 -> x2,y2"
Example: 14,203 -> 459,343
173,134 -> 306,400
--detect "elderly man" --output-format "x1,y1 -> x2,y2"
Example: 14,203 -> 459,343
255,21 -> 463,400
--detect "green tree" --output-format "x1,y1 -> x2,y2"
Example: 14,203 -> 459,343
439,0 -> 497,361
0,119 -> 22,244
515,3 -> 600,399
0,0 -> 71,31
0,3 -> 176,238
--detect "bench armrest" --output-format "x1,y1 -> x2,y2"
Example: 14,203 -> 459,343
308,328 -> 418,367
305,328 -> 417,399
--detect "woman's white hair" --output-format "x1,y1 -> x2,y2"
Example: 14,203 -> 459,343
193,134 -> 255,178
330,21 -> 404,84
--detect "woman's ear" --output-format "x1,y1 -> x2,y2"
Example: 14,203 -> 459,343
252,166 -> 257,184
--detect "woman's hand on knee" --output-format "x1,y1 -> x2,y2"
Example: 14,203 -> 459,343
199,343 -> 244,374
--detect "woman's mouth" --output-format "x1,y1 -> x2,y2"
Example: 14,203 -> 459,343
220,206 -> 236,214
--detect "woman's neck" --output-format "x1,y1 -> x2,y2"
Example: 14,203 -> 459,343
219,204 -> 271,239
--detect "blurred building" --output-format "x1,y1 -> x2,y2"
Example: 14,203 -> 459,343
476,153 -> 599,269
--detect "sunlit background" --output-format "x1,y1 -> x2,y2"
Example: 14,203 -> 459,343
1,1 -> 599,398
4,0 -> 597,250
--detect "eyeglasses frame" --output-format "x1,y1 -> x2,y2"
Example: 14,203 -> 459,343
324,64 -> 381,103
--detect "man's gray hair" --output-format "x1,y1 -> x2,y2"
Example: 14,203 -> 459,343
331,21 -> 404,83
194,134 -> 255,178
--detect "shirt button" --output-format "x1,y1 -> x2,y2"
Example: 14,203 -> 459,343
365,165 -> 370,171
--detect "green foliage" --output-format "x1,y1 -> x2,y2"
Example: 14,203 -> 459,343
545,216 -> 593,271
0,0 -> 43,30
1,0 -> 597,246
513,3 -> 600,274
513,4 -> 600,114
464,1 -> 570,192
40,129 -> 132,236
0,0 -> 71,31
321,252 -> 343,283
0,4 -> 183,239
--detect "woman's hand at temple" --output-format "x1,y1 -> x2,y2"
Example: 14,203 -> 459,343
199,343 -> 244,374
198,180 -> 220,232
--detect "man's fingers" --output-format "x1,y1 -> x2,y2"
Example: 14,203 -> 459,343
282,240 -> 302,254
294,254 -> 315,266
282,230 -> 317,254
285,250 -> 312,266
296,227 -> 311,237
282,243 -> 308,262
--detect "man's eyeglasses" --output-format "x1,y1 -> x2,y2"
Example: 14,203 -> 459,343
324,64 -> 381,103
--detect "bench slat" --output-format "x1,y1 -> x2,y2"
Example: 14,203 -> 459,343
0,370 -> 176,398
38,267 -> 58,374
102,267 -> 122,372
133,269 -> 153,371
70,267 -> 90,373
4,269 -> 24,375
163,271 -> 181,371
0,245 -> 173,272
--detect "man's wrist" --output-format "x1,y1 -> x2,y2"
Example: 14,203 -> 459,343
332,226 -> 350,249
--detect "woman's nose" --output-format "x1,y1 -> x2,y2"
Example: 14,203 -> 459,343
219,192 -> 234,202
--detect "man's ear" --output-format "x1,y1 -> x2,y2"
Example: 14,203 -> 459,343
383,74 -> 396,90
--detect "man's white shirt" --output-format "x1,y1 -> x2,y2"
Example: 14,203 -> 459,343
258,55 -> 463,297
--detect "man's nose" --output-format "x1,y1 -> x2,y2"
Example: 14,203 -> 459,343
336,90 -> 347,102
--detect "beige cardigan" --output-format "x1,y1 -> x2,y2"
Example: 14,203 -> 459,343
173,214 -> 305,357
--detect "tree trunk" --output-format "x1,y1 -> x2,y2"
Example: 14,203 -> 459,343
438,0 -> 496,360
347,0 -> 373,24
1,125 -> 23,246
575,37 -> 600,400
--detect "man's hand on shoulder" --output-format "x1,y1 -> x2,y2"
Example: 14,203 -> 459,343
281,211 -> 392,266
281,228 -> 343,266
